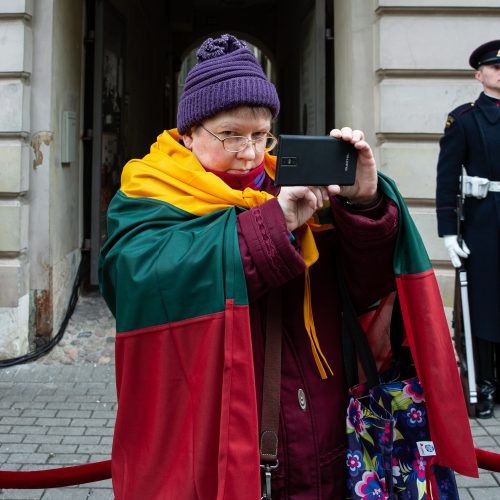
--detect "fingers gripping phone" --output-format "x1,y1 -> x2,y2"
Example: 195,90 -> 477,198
274,135 -> 358,186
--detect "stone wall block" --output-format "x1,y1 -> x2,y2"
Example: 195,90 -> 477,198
378,15 -> 500,70
378,79 -> 480,134
0,0 -> 33,15
0,259 -> 28,307
0,294 -> 29,358
434,268 -> 456,314
0,79 -> 30,132
0,20 -> 33,73
379,142 -> 440,199
378,0 -> 500,10
0,201 -> 28,252
0,140 -> 29,193
408,207 -> 448,262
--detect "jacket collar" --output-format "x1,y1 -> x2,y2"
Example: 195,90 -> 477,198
476,92 -> 500,124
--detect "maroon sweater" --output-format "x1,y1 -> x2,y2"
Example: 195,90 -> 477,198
237,177 -> 399,499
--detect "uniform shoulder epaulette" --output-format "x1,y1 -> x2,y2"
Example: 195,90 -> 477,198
454,102 -> 475,117
444,102 -> 474,128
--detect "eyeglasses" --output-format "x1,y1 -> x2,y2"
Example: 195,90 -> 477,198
199,124 -> 278,153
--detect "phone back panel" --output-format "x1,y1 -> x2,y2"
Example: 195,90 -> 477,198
275,135 -> 357,186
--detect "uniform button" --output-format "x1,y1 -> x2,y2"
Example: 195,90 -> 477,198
297,388 -> 307,411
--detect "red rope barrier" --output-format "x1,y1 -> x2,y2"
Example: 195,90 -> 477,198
0,460 -> 111,489
0,449 -> 499,489
475,447 -> 500,473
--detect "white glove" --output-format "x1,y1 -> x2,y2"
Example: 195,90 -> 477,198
443,235 -> 470,268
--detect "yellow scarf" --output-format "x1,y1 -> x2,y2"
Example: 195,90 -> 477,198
121,129 -> 333,378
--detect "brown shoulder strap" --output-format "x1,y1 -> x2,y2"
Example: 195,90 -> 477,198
260,288 -> 282,499
260,288 -> 282,465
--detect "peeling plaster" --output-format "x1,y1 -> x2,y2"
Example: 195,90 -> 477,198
31,131 -> 54,169
34,288 -> 53,338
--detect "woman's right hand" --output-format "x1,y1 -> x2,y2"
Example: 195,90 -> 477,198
277,186 -> 327,232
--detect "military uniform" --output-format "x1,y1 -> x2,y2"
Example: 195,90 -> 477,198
436,92 -> 500,341
436,39 -> 500,418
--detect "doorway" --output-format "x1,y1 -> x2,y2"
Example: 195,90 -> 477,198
83,0 -> 333,285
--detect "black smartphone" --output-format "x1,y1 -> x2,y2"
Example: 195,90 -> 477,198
274,135 -> 358,186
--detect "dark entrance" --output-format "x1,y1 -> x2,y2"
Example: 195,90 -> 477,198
83,0 -> 334,285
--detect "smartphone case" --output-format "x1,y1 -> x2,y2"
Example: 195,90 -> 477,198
275,135 -> 357,186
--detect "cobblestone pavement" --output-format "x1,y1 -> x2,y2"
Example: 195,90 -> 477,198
41,290 -> 116,366
1,291 -> 500,498
0,291 -> 116,499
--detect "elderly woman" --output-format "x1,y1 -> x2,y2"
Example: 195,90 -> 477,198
99,34 -> 475,499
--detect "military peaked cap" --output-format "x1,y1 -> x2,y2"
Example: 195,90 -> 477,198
469,39 -> 500,69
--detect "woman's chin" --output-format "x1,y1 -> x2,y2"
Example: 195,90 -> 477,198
226,167 -> 255,175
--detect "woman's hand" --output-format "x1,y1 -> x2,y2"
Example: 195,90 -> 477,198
327,127 -> 378,205
277,127 -> 377,231
277,186 -> 328,232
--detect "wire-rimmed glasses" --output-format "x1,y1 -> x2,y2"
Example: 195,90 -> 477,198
199,124 -> 278,153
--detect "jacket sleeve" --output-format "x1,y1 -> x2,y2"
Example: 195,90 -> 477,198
237,198 -> 306,301
436,111 -> 468,236
331,194 -> 399,311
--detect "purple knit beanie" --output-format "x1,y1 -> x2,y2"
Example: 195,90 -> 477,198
177,34 -> 280,134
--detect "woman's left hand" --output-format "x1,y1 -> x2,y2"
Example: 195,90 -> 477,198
327,127 -> 378,205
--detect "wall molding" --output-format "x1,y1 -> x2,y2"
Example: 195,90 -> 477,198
403,198 -> 436,208
376,132 -> 441,143
376,6 -> 500,16
0,191 -> 27,200
0,72 -> 31,81
0,131 -> 30,140
0,251 -> 24,259
0,12 -> 32,22
376,68 -> 474,80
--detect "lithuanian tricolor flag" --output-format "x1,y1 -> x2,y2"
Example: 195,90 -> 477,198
99,130 -> 477,499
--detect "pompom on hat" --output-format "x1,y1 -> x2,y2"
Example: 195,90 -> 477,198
469,39 -> 500,69
177,34 -> 280,134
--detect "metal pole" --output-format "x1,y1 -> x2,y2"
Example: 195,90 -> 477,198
459,267 -> 478,404
457,174 -> 477,405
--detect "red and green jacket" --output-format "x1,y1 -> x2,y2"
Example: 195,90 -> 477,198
99,129 -> 477,499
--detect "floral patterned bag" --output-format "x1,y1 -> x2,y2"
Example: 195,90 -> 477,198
336,261 -> 459,499
346,372 -> 459,499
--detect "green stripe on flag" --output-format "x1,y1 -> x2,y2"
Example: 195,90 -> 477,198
98,191 -> 248,332
99,174 -> 431,332
378,172 -> 432,276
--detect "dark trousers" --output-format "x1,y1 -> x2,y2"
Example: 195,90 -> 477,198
475,337 -> 500,381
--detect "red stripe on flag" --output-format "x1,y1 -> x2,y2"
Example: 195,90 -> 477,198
113,301 -> 260,499
396,271 -> 478,478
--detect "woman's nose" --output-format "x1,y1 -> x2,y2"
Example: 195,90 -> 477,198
236,141 -> 257,160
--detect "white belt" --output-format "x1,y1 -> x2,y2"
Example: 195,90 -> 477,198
489,181 -> 500,192
461,175 -> 500,198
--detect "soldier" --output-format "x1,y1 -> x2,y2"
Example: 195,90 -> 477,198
436,39 -> 500,418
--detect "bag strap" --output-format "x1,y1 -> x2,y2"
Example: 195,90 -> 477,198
260,288 -> 282,464
335,258 -> 379,388
260,288 -> 282,499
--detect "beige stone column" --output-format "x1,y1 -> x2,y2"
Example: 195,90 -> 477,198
0,0 -> 33,358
